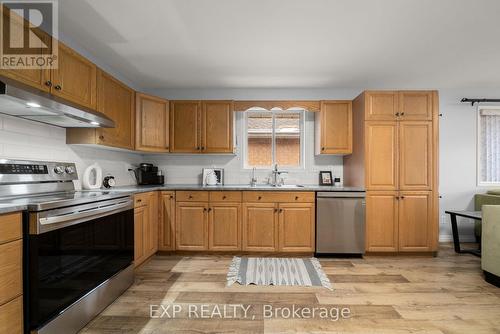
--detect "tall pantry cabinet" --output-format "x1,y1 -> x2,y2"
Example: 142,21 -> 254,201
344,91 -> 439,253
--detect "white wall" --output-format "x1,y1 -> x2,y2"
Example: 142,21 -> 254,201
0,114 -> 142,188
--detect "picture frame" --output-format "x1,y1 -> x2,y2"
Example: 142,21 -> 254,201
202,168 -> 224,186
319,171 -> 333,186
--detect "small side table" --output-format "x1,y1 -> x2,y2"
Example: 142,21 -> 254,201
445,210 -> 482,257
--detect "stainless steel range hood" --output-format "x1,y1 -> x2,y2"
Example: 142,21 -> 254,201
0,79 -> 114,128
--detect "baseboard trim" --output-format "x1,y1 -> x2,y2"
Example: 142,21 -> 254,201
484,271 -> 500,288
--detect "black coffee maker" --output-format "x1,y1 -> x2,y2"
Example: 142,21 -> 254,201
129,163 -> 165,185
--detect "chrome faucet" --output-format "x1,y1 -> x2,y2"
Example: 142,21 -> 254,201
250,167 -> 257,187
270,164 -> 287,186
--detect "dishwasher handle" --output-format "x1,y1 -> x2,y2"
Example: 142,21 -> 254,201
317,192 -> 365,198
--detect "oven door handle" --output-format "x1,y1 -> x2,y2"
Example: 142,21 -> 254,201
39,200 -> 133,226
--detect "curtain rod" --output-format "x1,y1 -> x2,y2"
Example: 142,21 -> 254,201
461,98 -> 500,106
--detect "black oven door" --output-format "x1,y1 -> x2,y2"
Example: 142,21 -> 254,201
25,205 -> 134,331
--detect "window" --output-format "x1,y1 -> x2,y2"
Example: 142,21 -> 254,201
245,109 -> 304,168
478,107 -> 500,184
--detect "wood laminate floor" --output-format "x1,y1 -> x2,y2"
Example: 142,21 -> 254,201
80,244 -> 500,333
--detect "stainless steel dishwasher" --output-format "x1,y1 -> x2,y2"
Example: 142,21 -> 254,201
316,191 -> 366,255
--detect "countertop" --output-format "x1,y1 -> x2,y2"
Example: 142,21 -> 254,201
0,203 -> 27,214
103,184 -> 365,194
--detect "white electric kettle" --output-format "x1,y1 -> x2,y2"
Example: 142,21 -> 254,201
82,163 -> 103,189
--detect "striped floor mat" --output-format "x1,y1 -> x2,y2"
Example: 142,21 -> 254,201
227,257 -> 332,290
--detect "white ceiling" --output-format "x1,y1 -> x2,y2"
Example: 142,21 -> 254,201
59,0 -> 500,90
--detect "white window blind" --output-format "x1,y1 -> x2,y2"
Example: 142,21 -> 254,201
479,108 -> 500,183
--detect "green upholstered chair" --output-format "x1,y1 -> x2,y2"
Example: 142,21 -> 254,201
481,205 -> 500,287
474,191 -> 500,241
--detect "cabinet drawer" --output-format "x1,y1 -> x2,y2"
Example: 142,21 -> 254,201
0,296 -> 23,334
0,212 -> 22,245
209,191 -> 242,202
176,191 -> 209,202
243,191 -> 315,203
134,193 -> 150,207
0,240 -> 22,305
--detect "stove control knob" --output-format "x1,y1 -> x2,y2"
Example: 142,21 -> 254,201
65,166 -> 76,174
54,166 -> 64,174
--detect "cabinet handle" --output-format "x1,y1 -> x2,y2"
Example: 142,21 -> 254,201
395,112 -> 400,117
98,135 -> 104,140
54,84 -> 62,90
45,80 -> 52,87
137,199 -> 142,203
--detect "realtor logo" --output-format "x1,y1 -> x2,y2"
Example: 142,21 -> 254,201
0,0 -> 58,69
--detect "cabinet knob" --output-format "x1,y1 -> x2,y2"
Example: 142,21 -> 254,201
274,208 -> 278,213
54,84 -> 62,90
99,135 -> 104,140
189,195 -> 193,199
401,196 -> 405,199
395,112 -> 400,116
208,208 -> 212,212
295,196 -> 299,200
222,196 -> 227,199
137,199 -> 142,203
279,208 -> 283,213
196,146 -> 200,150
45,80 -> 52,87
258,196 -> 262,200
203,208 -> 207,212
396,196 -> 400,200
321,147 -> 325,151
170,195 -> 174,199
401,112 -> 405,116
201,146 -> 205,151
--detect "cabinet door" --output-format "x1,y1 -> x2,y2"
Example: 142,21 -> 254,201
242,203 -> 278,252
176,202 -> 208,250
365,91 -> 398,121
202,101 -> 233,153
159,192 -> 176,251
278,203 -> 315,252
399,122 -> 433,190
208,203 -> 241,251
399,91 -> 433,121
317,101 -> 352,154
134,206 -> 147,267
398,191 -> 433,252
146,192 -> 159,256
136,93 -> 169,152
365,191 -> 399,252
365,122 -> 398,190
170,101 -> 201,153
96,70 -> 135,149
51,42 -> 96,109
0,6 -> 51,92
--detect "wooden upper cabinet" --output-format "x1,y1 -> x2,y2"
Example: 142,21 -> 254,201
365,91 -> 398,121
398,191 -> 432,252
96,69 -> 135,149
208,203 -> 241,251
278,203 -> 315,252
399,91 -> 433,121
316,101 -> 352,155
202,101 -> 233,153
399,122 -> 433,190
51,42 -> 97,109
365,122 -> 398,190
0,5 -> 51,93
242,203 -> 278,252
159,192 -> 176,251
176,202 -> 208,250
170,101 -> 201,153
365,191 -> 399,252
136,93 -> 169,152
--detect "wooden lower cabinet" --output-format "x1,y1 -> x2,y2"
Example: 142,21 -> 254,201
366,191 -> 433,252
0,296 -> 22,334
365,191 -> 399,252
278,203 -> 315,252
134,206 -> 148,267
209,203 -> 241,251
0,212 -> 23,334
159,192 -> 176,250
242,203 -> 278,252
398,191 -> 433,252
176,202 -> 208,250
134,192 -> 158,267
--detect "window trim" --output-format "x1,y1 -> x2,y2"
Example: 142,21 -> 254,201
477,105 -> 500,186
243,109 -> 305,170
